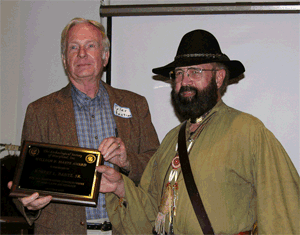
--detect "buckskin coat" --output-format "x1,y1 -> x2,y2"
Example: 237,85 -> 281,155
106,100 -> 299,234
14,81 -> 160,234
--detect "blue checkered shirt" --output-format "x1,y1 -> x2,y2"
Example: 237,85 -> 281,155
71,83 -> 116,220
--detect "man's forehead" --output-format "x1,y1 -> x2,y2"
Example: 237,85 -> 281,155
67,23 -> 102,42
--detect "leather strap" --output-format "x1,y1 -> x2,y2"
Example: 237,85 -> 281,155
178,121 -> 214,235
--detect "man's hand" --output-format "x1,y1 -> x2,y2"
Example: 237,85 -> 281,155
99,137 -> 130,171
97,165 -> 125,198
7,181 -> 52,211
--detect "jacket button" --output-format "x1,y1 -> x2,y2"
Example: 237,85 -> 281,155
80,221 -> 85,226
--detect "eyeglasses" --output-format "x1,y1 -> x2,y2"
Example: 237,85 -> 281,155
169,67 -> 219,82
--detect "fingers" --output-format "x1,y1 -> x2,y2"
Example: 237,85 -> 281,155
96,165 -> 111,174
96,165 -> 118,176
96,165 -> 125,197
96,165 -> 122,183
19,192 -> 39,207
8,181 -> 52,210
19,193 -> 52,211
99,137 -> 124,161
7,181 -> 13,189
98,137 -> 130,169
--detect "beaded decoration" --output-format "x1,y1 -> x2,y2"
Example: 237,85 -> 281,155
154,124 -> 204,235
154,153 -> 180,235
154,112 -> 215,235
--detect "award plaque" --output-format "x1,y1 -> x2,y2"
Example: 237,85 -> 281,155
9,141 -> 103,207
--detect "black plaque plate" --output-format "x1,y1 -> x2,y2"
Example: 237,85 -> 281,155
9,141 -> 103,207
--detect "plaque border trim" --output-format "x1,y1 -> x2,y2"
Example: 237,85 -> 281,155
9,141 -> 103,207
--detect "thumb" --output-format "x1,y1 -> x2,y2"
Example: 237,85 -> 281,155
96,165 -> 110,174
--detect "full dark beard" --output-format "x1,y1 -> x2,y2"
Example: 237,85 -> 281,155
171,78 -> 219,121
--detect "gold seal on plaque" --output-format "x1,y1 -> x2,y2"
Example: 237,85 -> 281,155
85,154 -> 96,164
29,147 -> 40,157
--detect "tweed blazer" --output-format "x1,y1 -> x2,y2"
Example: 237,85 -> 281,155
15,81 -> 159,234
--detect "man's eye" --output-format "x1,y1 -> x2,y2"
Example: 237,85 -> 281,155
88,44 -> 95,48
190,69 -> 200,74
175,71 -> 183,76
70,45 -> 77,50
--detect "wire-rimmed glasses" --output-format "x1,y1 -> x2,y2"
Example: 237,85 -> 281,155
169,67 -> 219,83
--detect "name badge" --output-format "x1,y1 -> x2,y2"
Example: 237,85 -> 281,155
114,103 -> 132,118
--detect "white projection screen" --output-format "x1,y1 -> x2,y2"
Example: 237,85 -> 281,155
109,13 -> 299,172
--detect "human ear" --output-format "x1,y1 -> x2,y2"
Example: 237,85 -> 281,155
62,54 -> 67,70
216,69 -> 226,89
103,51 -> 110,67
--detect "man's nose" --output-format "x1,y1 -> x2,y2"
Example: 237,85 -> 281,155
78,47 -> 87,58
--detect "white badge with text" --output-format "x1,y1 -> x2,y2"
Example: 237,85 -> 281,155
114,103 -> 132,118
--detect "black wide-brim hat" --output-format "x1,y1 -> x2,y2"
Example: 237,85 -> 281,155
152,29 -> 245,80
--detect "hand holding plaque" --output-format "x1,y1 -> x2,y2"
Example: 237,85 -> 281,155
9,141 -> 103,207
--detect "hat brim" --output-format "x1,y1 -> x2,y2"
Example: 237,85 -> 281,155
152,58 -> 245,80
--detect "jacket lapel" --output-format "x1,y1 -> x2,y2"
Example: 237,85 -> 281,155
53,84 -> 79,147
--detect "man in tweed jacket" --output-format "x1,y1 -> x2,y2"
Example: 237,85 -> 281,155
9,18 -> 159,234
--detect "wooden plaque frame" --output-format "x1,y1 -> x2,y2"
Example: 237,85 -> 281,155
9,141 -> 103,207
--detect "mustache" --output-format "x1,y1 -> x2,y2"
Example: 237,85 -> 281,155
179,86 -> 198,94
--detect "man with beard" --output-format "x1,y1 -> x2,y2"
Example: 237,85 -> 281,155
97,30 -> 299,234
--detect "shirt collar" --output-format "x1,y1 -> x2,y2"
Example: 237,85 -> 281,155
71,83 -> 105,108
